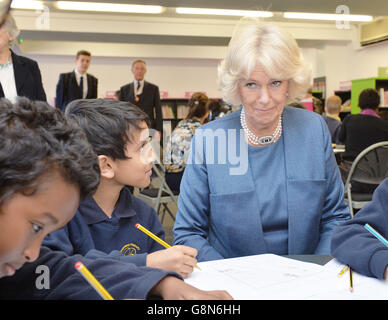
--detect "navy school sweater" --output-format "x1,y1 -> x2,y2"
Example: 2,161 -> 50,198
0,246 -> 179,299
43,187 -> 166,266
331,178 -> 388,279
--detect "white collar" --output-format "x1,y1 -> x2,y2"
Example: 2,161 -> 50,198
74,69 -> 87,79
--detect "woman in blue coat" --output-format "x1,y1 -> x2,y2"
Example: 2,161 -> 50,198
173,18 -> 350,262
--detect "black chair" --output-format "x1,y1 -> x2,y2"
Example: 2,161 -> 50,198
344,141 -> 388,217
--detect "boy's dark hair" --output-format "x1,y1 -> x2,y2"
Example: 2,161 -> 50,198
65,99 -> 150,160
0,98 -> 100,205
358,88 -> 380,110
76,50 -> 91,59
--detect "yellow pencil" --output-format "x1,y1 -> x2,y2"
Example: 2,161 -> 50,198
135,223 -> 201,270
338,265 -> 349,276
349,266 -> 354,292
75,261 -> 114,300
135,223 -> 171,248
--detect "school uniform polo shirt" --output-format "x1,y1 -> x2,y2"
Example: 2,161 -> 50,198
43,187 -> 165,266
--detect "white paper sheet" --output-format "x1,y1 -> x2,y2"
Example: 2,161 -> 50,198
185,254 -> 388,300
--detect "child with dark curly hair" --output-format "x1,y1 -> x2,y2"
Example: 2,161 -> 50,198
0,98 -> 232,300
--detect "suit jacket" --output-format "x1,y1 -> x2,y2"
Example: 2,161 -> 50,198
0,50 -> 46,102
119,80 -> 162,132
56,71 -> 98,111
173,107 -> 350,261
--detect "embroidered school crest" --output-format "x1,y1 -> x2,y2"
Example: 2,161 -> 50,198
120,243 -> 140,255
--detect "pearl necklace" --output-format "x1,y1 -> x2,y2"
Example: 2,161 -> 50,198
240,108 -> 282,146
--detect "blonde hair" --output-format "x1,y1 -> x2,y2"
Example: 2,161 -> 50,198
3,14 -> 20,48
325,95 -> 342,114
218,18 -> 311,106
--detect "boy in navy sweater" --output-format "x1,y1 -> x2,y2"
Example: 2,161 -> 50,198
331,178 -> 388,280
0,98 -> 231,300
43,99 -> 198,278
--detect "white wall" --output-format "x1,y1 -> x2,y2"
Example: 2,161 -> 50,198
348,41 -> 388,80
23,39 -> 388,106
25,54 -> 222,105
25,47 -> 320,106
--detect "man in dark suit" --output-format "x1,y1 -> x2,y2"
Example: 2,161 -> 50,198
55,50 -> 98,111
119,59 -> 162,132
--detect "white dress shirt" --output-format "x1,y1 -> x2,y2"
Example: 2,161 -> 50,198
0,63 -> 17,103
74,69 -> 88,98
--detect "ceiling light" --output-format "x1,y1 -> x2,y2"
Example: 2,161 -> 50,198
284,12 -> 372,22
56,1 -> 164,14
11,0 -> 44,10
176,7 -> 273,18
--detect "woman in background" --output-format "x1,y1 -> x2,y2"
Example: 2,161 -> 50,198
164,92 -> 209,192
0,13 -> 46,102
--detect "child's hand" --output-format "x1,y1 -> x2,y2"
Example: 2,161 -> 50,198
150,276 -> 233,300
146,245 -> 198,278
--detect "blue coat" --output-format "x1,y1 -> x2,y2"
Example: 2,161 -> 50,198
173,107 -> 350,261
331,178 -> 388,279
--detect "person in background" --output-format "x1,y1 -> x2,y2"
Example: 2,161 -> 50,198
300,87 -> 323,114
173,18 -> 350,262
207,99 -> 230,122
339,88 -> 388,161
0,14 -> 46,102
310,87 -> 323,115
119,59 -> 163,133
55,50 -> 98,111
338,88 -> 388,191
322,95 -> 342,144
164,92 -> 209,192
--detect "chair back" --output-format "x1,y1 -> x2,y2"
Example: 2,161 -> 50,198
345,141 -> 388,217
346,141 -> 388,186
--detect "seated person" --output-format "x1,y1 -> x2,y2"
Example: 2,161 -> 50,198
338,88 -> 388,192
163,92 -> 209,192
331,178 -> 388,280
43,99 -> 198,279
322,95 -> 342,144
0,98 -> 231,299
173,19 -> 350,262
339,88 -> 388,161
207,99 -> 230,122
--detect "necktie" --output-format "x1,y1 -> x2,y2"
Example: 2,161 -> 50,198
135,81 -> 141,102
80,76 -> 84,98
